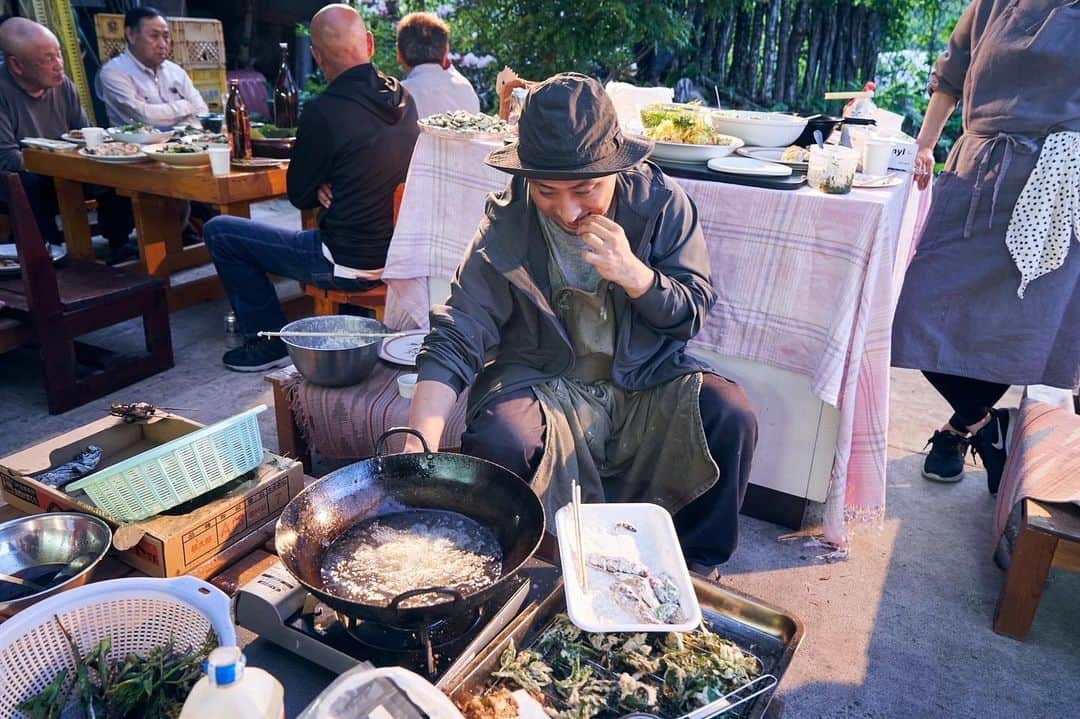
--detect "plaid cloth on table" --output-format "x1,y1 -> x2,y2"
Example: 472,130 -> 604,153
384,133 -> 930,550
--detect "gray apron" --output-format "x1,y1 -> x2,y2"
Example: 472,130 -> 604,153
891,0 -> 1080,390
529,255 -> 718,523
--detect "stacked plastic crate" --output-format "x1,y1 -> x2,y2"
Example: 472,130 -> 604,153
94,14 -> 228,113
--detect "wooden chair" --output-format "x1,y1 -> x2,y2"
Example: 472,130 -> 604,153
0,173 -> 173,414
301,183 -> 405,321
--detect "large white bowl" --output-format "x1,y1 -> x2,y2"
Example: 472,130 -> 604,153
707,111 -> 808,148
107,126 -> 174,145
648,136 -> 744,163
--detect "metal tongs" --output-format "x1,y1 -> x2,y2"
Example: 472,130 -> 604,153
571,480 -> 588,593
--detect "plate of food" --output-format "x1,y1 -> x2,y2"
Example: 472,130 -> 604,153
78,143 -> 149,163
0,242 -> 67,277
142,142 -> 210,167
555,501 -> 702,633
107,122 -> 174,145
737,145 -> 810,171
60,130 -> 85,144
379,329 -> 427,367
231,156 -> 286,170
639,103 -> 743,163
418,111 -> 515,141
19,137 -> 77,152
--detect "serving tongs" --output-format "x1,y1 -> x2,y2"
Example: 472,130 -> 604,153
617,673 -> 778,719
257,329 -> 411,341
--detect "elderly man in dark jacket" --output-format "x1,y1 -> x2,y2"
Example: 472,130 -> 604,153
203,3 -> 418,372
404,74 -> 757,570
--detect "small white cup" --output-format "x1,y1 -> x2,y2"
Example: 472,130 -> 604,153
81,127 -> 105,148
862,138 -> 894,177
207,145 -> 231,176
397,372 -> 418,400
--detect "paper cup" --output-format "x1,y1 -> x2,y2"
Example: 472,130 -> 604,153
397,373 -> 418,400
862,138 -> 894,177
207,145 -> 231,176
81,127 -> 105,148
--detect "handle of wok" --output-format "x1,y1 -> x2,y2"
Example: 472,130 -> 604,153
375,426 -> 431,456
388,586 -> 464,613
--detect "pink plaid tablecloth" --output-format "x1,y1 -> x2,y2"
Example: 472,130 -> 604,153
384,133 -> 931,549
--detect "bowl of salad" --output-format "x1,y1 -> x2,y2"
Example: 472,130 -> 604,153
107,122 -> 175,145
639,103 -> 744,163
251,124 -> 298,158
142,142 -> 210,167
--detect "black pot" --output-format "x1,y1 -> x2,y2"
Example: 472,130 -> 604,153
793,114 -> 842,147
251,137 -> 295,159
275,428 -> 546,629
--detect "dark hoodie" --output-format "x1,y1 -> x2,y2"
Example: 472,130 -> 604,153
287,63 -> 419,270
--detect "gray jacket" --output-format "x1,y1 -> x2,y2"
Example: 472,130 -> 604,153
416,161 -> 717,417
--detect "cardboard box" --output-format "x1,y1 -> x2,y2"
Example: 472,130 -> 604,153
0,413 -> 303,577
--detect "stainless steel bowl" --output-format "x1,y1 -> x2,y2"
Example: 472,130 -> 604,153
0,512 -> 112,618
281,315 -> 385,387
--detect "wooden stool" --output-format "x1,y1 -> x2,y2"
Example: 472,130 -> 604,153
993,499 -> 1080,640
300,183 -> 404,322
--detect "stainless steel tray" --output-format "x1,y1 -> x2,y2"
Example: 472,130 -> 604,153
440,573 -> 804,719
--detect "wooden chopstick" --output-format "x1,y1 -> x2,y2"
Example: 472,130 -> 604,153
572,480 -> 588,593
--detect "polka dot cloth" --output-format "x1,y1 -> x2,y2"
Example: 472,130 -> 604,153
1005,131 -> 1080,299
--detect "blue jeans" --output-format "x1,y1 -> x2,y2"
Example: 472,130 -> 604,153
203,215 -> 377,336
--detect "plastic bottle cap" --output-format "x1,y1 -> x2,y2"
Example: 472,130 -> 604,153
204,646 -> 246,687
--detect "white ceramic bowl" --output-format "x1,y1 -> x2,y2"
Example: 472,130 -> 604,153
648,135 -> 744,163
107,127 -> 174,145
142,143 -> 210,167
707,111 -> 808,148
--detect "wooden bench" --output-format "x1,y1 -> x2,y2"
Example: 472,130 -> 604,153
994,498 -> 1080,640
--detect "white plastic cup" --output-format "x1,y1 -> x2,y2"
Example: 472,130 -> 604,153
862,138 -> 894,177
81,127 -> 105,148
397,372 -> 418,400
207,145 -> 231,177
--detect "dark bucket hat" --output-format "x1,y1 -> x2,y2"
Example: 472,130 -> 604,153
485,73 -> 653,180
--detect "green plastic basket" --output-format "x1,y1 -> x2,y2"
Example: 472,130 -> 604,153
66,405 -> 268,521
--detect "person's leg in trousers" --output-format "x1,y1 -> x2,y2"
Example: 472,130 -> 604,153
673,374 -> 758,567
922,371 -> 1010,432
94,190 -> 135,261
16,171 -> 61,245
203,215 -> 373,336
460,387 -> 546,479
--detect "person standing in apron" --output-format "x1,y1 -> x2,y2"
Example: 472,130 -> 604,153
403,74 -> 758,571
893,0 -> 1079,493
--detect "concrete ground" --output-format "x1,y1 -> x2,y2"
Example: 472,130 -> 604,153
1,201 -> 1077,717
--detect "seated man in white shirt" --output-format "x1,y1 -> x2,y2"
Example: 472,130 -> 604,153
95,6 -> 208,128
396,12 -> 479,120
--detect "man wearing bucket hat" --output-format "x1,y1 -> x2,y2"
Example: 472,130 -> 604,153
405,73 -> 757,569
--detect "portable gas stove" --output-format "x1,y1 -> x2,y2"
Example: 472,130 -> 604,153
235,558 -> 559,684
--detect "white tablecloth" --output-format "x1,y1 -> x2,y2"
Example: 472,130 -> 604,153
384,133 -> 931,549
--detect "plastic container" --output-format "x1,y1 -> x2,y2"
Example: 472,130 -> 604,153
65,406 -> 267,521
554,502 -> 702,633
397,372 -> 418,399
807,144 -> 859,194
298,666 -> 462,719
180,646 -> 284,719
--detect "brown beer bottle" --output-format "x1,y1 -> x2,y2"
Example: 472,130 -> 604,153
273,42 -> 299,129
225,80 -> 252,159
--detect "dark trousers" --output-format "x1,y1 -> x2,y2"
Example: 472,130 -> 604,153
460,373 -> 757,565
13,172 -> 133,250
923,370 -> 1010,431
203,215 -> 377,336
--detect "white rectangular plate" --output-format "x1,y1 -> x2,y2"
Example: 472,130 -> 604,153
555,501 -> 702,633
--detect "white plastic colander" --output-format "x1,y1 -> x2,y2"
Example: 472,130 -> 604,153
0,576 -> 235,717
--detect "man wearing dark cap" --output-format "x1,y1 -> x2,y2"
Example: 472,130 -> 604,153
404,73 -> 757,570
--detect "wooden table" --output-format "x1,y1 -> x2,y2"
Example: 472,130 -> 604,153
23,149 -> 317,311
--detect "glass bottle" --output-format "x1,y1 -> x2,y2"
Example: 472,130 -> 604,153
272,42 -> 299,129
225,80 -> 252,159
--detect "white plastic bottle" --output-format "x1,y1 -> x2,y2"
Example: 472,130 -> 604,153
179,646 -> 285,719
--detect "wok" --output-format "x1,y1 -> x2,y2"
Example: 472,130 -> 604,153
275,428 -> 545,629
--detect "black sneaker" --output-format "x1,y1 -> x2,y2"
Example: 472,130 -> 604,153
970,407 -> 1016,495
223,337 -> 289,372
921,430 -> 969,482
